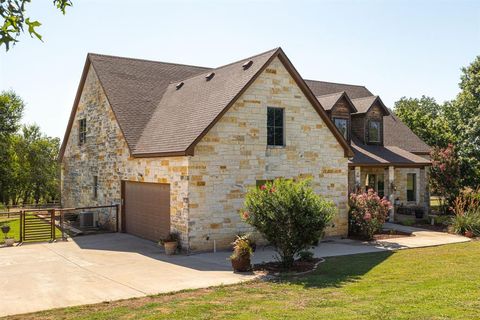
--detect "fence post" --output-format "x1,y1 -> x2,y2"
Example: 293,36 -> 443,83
60,210 -> 65,241
19,210 -> 23,243
50,209 -> 56,241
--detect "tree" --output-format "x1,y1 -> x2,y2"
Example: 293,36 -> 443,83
1,0 -> 72,51
430,144 -> 461,213
242,179 -> 335,268
393,96 -> 452,148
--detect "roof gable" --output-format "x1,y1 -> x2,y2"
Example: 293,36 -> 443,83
306,80 -> 373,99
316,91 -> 357,112
351,95 -> 390,115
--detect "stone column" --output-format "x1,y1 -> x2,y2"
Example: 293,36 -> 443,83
388,166 -> 395,222
354,166 -> 361,192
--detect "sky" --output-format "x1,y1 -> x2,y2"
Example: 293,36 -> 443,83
0,0 -> 479,139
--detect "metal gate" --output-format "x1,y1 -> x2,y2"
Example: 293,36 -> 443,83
20,210 -> 57,243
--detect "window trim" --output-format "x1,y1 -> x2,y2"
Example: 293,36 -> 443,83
367,119 -> 381,143
78,118 -> 87,146
267,107 -> 285,147
406,173 -> 416,202
333,116 -> 349,140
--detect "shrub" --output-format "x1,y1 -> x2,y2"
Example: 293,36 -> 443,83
242,179 -> 335,268
349,189 -> 391,240
450,188 -> 480,236
298,250 -> 315,262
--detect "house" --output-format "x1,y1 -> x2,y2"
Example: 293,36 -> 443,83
59,47 -> 430,252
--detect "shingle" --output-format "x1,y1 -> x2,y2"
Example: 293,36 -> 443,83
88,54 -> 210,149
351,96 -> 379,113
384,114 -> 431,154
315,92 -> 345,110
350,137 -> 430,165
133,48 -> 279,155
305,80 -> 373,99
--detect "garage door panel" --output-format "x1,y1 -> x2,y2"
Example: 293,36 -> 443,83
124,182 -> 170,242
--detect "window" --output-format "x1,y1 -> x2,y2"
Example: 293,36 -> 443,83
79,118 -> 87,145
368,120 -> 381,143
267,107 -> 284,146
407,173 -> 416,202
93,176 -> 98,199
377,174 -> 385,198
333,117 -> 348,140
366,174 -> 376,192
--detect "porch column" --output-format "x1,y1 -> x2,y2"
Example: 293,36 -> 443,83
388,166 -> 395,222
354,166 -> 361,192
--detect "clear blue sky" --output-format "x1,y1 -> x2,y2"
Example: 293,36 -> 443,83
0,0 -> 479,139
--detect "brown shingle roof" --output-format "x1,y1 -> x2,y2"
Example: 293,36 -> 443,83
316,91 -> 357,112
351,95 -> 390,115
350,137 -> 430,166
384,114 -> 431,154
133,48 -> 279,156
305,80 -> 373,99
88,53 -> 210,148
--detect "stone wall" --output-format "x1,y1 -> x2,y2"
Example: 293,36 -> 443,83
61,65 -> 190,247
188,57 -> 349,251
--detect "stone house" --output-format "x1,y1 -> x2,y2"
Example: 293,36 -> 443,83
59,47 -> 430,251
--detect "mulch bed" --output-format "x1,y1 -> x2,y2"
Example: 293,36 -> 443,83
253,258 -> 323,274
373,229 -> 412,240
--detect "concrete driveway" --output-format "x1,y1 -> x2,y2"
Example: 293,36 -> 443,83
0,228 -> 470,317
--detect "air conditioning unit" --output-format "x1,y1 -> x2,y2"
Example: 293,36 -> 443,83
79,212 -> 98,228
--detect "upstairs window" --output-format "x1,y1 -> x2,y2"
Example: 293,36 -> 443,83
267,107 -> 284,146
78,118 -> 87,145
367,120 -> 381,143
407,173 -> 416,202
333,117 -> 348,140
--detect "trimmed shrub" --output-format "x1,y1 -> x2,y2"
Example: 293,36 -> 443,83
349,189 -> 391,240
242,179 -> 335,268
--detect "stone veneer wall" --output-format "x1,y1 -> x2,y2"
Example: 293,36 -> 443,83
61,65 -> 190,247
188,57 -> 349,251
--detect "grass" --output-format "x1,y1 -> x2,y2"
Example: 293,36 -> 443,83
10,241 -> 480,320
0,214 -> 63,243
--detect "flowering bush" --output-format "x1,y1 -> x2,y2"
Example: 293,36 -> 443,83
348,189 -> 391,240
242,179 -> 335,268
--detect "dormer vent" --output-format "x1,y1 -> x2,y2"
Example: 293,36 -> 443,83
205,72 -> 215,81
176,82 -> 184,90
242,60 -> 253,70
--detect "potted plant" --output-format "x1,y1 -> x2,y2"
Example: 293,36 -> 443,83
464,230 -> 475,238
229,235 -> 253,272
414,207 -> 424,219
159,232 -> 179,255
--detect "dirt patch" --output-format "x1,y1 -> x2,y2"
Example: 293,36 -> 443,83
253,258 -> 322,274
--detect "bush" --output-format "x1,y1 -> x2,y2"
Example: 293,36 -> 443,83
298,250 -> 315,262
230,235 -> 253,260
450,188 -> 480,236
242,179 -> 335,268
349,189 -> 391,240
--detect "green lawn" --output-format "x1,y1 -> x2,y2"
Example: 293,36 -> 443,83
12,241 -> 480,320
0,215 -> 63,243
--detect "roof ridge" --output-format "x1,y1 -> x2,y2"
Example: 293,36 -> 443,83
305,79 -> 371,89
168,47 -> 280,84
87,52 -> 211,70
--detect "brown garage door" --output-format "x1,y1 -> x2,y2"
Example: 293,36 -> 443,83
123,181 -> 170,242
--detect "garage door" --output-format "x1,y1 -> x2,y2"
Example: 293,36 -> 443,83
123,181 -> 170,242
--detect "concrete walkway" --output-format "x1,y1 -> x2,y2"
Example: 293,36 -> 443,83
0,227 -> 470,317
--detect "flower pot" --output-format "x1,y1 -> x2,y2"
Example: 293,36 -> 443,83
414,208 -> 424,219
1,225 -> 10,235
164,241 -> 178,255
231,255 -> 251,272
464,230 -> 475,238
4,238 -> 14,247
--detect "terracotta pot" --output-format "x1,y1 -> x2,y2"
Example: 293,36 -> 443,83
4,238 -> 14,247
164,241 -> 178,255
464,230 -> 475,238
231,255 -> 251,272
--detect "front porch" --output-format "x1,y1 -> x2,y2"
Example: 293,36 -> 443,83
348,165 -> 430,221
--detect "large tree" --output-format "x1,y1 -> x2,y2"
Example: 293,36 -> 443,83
394,55 -> 480,192
1,0 -> 72,51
